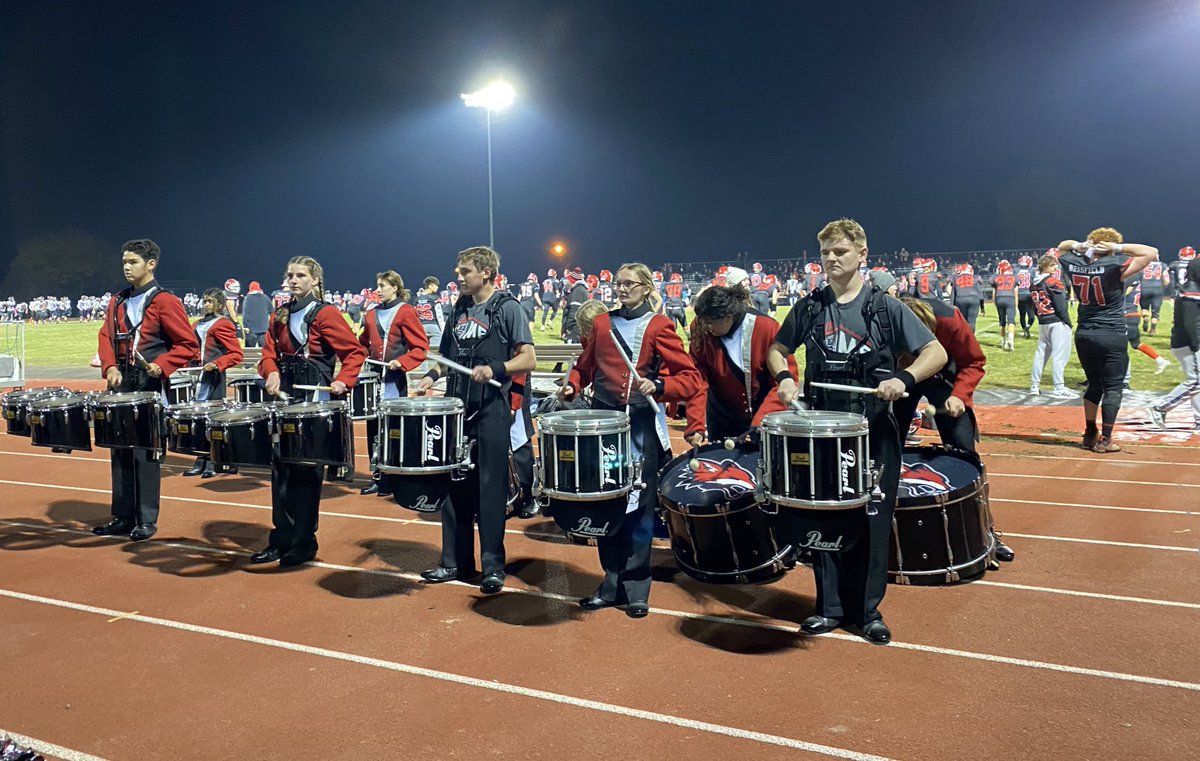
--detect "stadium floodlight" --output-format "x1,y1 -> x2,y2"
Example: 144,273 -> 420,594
461,80 -> 516,249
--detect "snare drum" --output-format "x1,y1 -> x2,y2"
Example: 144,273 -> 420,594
277,400 -> 354,469
377,397 -> 465,474
3,387 -> 70,436
537,410 -> 635,539
889,446 -> 994,585
351,370 -> 379,420
760,410 -> 871,509
208,405 -> 275,468
229,375 -> 266,404
28,394 -> 92,452
91,392 -> 163,451
167,401 -> 230,456
658,441 -> 792,584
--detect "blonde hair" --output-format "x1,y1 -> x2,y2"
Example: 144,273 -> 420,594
1087,227 -> 1124,244
457,246 -> 500,282
817,218 -> 868,250
900,297 -> 937,333
1037,255 -> 1059,273
376,270 -> 411,302
616,262 -> 662,311
286,255 -> 325,301
575,300 -> 609,339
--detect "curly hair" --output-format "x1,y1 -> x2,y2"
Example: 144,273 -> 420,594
122,239 -> 161,263
817,218 -> 868,250
1087,227 -> 1124,244
693,284 -> 748,325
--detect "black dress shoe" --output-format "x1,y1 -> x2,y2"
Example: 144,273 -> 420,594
517,501 -> 542,519
280,550 -> 316,567
863,620 -> 892,645
421,566 -> 474,583
129,523 -> 157,542
624,602 -> 649,619
183,462 -> 205,477
800,615 -> 840,635
579,595 -> 617,611
993,536 -> 1015,562
250,547 -> 282,564
360,482 -> 381,496
92,517 -> 133,536
480,572 -> 506,594
200,469 -> 216,479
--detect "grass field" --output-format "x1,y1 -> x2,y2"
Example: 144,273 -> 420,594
10,299 -> 1185,392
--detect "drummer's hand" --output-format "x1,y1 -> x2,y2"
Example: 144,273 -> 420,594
265,372 -> 281,396
684,431 -> 706,448
776,377 -> 799,406
387,359 -> 403,371
637,378 -> 656,396
145,362 -> 163,379
945,396 -> 966,418
558,383 -> 575,401
105,366 -> 122,390
471,364 -> 494,384
202,362 -> 217,372
875,378 -> 907,401
330,380 -> 348,396
415,376 -> 435,396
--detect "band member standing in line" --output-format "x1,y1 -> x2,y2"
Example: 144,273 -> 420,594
1056,228 -> 1158,453
767,219 -> 946,645
416,247 -> 537,594
93,239 -> 198,541
185,288 -> 244,478
254,256 -> 366,567
560,263 -> 704,618
359,271 -> 428,496
685,282 -> 798,444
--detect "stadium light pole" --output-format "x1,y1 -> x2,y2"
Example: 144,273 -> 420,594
461,80 -> 515,249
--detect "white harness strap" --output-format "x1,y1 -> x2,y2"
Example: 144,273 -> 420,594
740,312 -> 757,413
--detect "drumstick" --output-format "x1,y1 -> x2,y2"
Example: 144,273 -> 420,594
810,381 -> 910,399
293,384 -> 335,392
175,367 -> 206,373
365,358 -> 389,367
607,331 -> 661,415
429,354 -> 503,388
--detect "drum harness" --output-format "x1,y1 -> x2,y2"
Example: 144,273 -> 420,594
108,286 -> 172,459
273,299 -> 336,400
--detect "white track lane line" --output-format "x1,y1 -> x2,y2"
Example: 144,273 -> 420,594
4,520 -> 1200,692
990,498 -> 1196,517
3,477 -> 1196,555
0,588 -> 899,761
0,727 -> 111,761
983,452 -> 1200,468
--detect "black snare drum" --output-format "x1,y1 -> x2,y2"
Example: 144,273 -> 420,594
537,410 -> 636,539
378,397 -> 465,474
167,401 -> 230,456
889,446 -> 994,585
351,370 -> 379,420
658,441 -> 792,584
208,406 -> 274,468
91,392 -> 163,451
229,375 -> 266,404
277,401 -> 354,469
28,394 -> 92,452
760,411 -> 871,509
3,387 -> 69,436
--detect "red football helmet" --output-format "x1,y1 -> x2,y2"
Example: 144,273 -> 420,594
599,269 -> 613,282
669,273 -> 683,283
224,278 -> 241,295
653,271 -> 663,281
955,263 -> 972,274
528,273 -> 537,282
586,274 -> 599,290
717,265 -> 729,275
805,262 -> 821,274
1045,247 -> 1058,258
752,262 -> 763,273
996,260 -> 1013,275
448,282 -> 458,291
1180,246 -> 1196,261
1018,255 -> 1034,268
547,268 -> 558,277
495,274 -> 508,290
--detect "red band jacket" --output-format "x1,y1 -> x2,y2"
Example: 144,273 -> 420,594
97,282 -> 198,379
259,300 -> 366,387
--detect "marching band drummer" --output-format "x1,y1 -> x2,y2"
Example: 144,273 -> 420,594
767,219 -> 946,645
184,288 -> 244,479
358,271 -> 429,497
685,282 -> 799,445
416,247 -> 537,594
94,239 -> 198,542
254,256 -> 366,567
559,263 -> 704,618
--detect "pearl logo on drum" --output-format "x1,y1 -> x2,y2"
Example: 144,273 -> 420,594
573,516 -> 611,537
797,530 -> 844,552
423,422 -> 442,463
839,448 -> 856,495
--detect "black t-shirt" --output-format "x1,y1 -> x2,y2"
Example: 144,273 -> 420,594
775,286 -> 935,358
1058,252 -> 1128,331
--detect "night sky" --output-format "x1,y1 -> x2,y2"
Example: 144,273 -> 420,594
2,0 -> 1198,293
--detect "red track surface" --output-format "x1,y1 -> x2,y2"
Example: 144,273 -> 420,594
2,408 -> 1198,761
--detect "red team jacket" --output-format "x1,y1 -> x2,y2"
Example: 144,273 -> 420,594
357,303 -> 429,371
194,315 -> 244,371
568,311 -> 705,436
97,285 -> 198,379
687,314 -> 799,432
259,303 -> 366,388
927,302 -> 987,406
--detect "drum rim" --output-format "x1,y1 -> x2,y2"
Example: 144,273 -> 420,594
92,391 -> 161,406
760,410 -> 870,435
764,493 -> 872,509
897,445 -> 986,507
539,409 -> 631,434
540,485 -> 633,501
278,400 -> 350,416
672,548 -> 794,583
28,396 -> 90,410
657,443 -> 762,517
379,397 -> 464,413
208,409 -> 273,424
